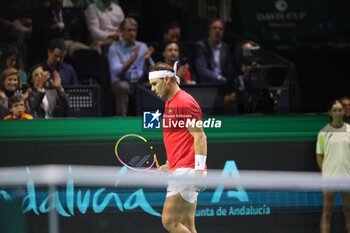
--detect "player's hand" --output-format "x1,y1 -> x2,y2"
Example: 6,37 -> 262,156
157,163 -> 169,173
194,170 -> 206,192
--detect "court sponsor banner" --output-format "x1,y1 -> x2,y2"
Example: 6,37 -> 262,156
1,161 -> 343,218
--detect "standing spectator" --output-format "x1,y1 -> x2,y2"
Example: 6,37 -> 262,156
0,44 -> 27,85
85,0 -> 124,53
316,99 -> 350,233
34,0 -> 90,59
4,94 -> 33,120
41,38 -> 79,86
107,17 -> 154,116
27,64 -> 69,118
195,18 -> 236,83
341,96 -> 350,123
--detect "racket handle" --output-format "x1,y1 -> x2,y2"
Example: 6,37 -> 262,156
154,154 -> 160,168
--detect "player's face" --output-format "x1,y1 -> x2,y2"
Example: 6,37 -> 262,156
329,102 -> 344,122
11,101 -> 25,118
150,78 -> 169,99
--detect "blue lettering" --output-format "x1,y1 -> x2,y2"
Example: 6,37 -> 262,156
22,177 -> 39,215
211,161 -> 249,203
39,189 -> 70,217
92,188 -> 124,213
67,167 -> 74,216
0,190 -> 12,201
76,190 -> 90,214
124,189 -> 161,217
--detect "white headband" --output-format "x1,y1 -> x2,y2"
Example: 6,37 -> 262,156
148,61 -> 180,84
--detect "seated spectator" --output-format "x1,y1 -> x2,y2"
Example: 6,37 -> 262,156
0,0 -> 33,44
4,94 -> 33,120
0,68 -> 22,110
85,0 -> 124,53
41,38 -> 79,86
27,64 -> 69,118
34,0 -> 90,58
195,18 -> 236,84
0,67 -> 31,118
161,41 -> 194,85
107,17 -> 154,116
153,21 -> 193,72
0,44 -> 27,85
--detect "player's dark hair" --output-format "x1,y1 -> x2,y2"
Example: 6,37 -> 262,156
149,62 -> 174,73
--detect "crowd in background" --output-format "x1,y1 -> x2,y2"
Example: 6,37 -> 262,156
0,0 -> 349,120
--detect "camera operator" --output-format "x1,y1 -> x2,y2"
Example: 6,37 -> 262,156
225,40 -> 282,113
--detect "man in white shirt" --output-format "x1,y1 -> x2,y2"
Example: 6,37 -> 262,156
85,0 -> 124,52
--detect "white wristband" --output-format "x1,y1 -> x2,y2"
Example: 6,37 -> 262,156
195,155 -> 207,170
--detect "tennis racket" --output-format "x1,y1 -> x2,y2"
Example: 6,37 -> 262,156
114,134 -> 160,172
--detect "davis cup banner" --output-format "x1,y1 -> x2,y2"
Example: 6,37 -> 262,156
237,0 -> 350,46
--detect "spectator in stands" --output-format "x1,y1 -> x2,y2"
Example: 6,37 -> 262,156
153,22 -> 193,75
107,17 -> 154,116
0,67 -> 31,118
27,64 -> 69,118
3,94 -> 33,120
34,0 -> 90,58
0,44 -> 27,85
153,21 -> 182,62
0,0 -> 34,44
162,41 -> 194,84
195,18 -> 236,83
341,96 -> 350,123
85,0 -> 124,53
0,68 -> 22,110
41,38 -> 79,86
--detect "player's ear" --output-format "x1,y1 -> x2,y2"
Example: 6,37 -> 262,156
164,76 -> 170,83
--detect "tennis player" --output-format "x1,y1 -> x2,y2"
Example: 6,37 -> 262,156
316,99 -> 350,233
149,62 -> 207,233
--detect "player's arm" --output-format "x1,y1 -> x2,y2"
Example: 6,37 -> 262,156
316,132 -> 324,171
316,154 -> 323,171
189,126 -> 207,173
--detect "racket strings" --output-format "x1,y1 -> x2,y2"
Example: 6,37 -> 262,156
128,153 -> 153,167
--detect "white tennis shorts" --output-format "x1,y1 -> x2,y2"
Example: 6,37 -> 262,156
166,168 -> 199,203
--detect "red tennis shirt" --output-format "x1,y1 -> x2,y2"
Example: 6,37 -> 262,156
162,89 -> 202,171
